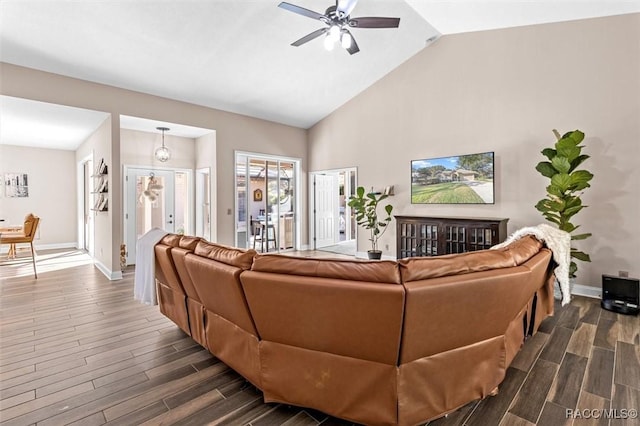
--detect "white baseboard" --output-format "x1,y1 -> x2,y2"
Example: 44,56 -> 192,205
554,282 -> 601,301
94,260 -> 123,281
0,241 -> 76,254
38,242 -> 78,251
572,283 -> 601,299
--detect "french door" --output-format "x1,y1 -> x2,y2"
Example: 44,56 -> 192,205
234,153 -> 299,252
124,167 -> 192,264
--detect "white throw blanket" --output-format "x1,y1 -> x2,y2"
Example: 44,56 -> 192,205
491,223 -> 572,306
134,228 -> 169,305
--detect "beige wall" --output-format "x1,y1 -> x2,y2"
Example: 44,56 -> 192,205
309,13 -> 640,288
76,117 -> 113,272
1,62 -> 308,275
195,132 -> 217,241
120,128 -> 197,169
0,144 -> 77,249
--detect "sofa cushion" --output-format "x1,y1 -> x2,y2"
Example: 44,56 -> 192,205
159,233 -> 182,247
399,235 -> 543,282
194,240 -> 256,270
178,235 -> 200,250
251,254 -> 402,284
500,235 -> 544,265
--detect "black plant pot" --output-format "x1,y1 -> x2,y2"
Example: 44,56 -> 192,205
367,250 -> 382,260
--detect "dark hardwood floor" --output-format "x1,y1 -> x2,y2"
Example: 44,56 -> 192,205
1,249 -> 639,425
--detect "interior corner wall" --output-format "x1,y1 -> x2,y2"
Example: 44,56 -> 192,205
76,116 -> 114,272
0,144 -> 77,249
308,13 -> 640,288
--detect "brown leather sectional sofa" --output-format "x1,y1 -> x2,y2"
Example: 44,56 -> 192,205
154,234 -> 555,426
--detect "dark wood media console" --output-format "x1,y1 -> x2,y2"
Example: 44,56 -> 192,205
396,216 -> 508,259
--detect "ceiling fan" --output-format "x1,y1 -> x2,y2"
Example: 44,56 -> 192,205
278,0 -> 400,55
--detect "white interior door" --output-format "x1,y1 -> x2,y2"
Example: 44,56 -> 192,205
125,168 -> 175,264
314,173 -> 338,248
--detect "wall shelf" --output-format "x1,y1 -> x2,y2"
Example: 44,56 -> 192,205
92,159 -> 108,212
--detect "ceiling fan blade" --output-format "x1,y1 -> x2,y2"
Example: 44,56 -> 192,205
336,0 -> 358,17
345,31 -> 360,55
349,17 -> 400,28
278,2 -> 326,21
291,28 -> 328,47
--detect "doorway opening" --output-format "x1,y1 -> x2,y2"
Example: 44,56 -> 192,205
77,154 -> 94,256
235,152 -> 300,253
310,167 -> 357,256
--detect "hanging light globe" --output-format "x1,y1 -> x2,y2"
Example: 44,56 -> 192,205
155,127 -> 171,162
155,145 -> 170,162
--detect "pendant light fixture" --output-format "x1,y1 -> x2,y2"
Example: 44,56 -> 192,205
155,126 -> 171,162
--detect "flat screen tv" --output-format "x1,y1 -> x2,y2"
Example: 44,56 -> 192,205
411,151 -> 495,204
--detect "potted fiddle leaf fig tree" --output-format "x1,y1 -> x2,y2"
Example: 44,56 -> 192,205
347,186 -> 393,260
535,129 -> 593,278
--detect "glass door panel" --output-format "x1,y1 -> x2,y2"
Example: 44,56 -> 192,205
349,169 -> 356,240
174,171 -> 189,234
196,168 -> 211,241
278,161 -> 295,250
265,161 -> 279,251
126,168 -> 175,264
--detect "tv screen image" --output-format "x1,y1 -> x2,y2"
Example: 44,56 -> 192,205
411,151 -> 495,204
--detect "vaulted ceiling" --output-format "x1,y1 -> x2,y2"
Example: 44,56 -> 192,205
1,1 -> 639,149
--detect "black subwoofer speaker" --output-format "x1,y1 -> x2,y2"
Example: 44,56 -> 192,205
601,274 -> 639,315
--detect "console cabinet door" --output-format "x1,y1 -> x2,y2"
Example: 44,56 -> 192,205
396,216 -> 508,259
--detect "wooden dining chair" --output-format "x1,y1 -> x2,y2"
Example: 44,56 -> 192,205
0,213 -> 40,278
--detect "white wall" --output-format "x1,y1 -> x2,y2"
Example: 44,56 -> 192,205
0,144 -> 76,249
309,13 -> 640,288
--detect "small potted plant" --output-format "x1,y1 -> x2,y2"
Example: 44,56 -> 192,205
347,186 -> 394,259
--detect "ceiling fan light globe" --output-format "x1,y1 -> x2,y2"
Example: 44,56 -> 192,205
341,31 -> 352,49
323,35 -> 335,51
328,25 -> 340,42
155,146 -> 171,162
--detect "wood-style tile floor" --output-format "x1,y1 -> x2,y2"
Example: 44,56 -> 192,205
1,249 -> 639,425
